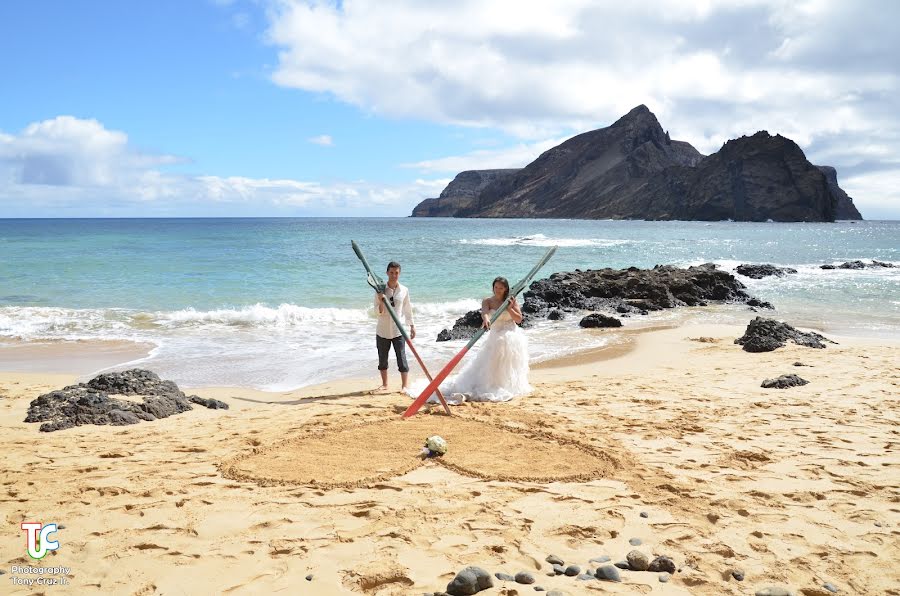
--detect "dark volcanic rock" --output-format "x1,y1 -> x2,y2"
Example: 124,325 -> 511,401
735,264 -> 797,279
411,106 -> 858,222
579,313 -> 623,328
761,374 -> 809,389
647,556 -> 676,573
735,317 -> 835,352
822,260 -> 894,270
446,566 -> 493,595
189,395 -> 230,410
818,165 -> 863,220
437,264 -> 768,337
412,169 -> 519,217
436,310 -> 483,341
524,263 -> 758,317
24,369 -> 226,432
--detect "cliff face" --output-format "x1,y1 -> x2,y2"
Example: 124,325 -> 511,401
817,166 -> 863,220
410,169 -> 519,217
411,106 -> 862,222
638,131 -> 839,222
459,105 -> 702,218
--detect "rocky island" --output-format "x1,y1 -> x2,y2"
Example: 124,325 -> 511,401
412,105 -> 862,222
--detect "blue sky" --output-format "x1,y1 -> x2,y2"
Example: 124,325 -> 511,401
1,0 -> 899,218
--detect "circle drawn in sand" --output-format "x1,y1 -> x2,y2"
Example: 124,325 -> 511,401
221,416 -> 617,488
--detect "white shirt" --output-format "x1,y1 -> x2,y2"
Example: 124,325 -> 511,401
375,282 -> 414,339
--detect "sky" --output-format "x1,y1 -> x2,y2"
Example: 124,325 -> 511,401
1,0 -> 898,219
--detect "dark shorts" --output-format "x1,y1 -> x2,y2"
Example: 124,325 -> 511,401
376,335 -> 409,373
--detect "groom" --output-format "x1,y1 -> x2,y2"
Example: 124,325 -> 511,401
374,261 -> 415,392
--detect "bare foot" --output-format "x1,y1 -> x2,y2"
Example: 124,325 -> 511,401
372,385 -> 389,394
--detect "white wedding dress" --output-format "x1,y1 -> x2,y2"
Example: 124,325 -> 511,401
420,309 -> 531,404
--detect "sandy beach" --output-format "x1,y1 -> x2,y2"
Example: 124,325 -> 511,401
1,323 -> 897,595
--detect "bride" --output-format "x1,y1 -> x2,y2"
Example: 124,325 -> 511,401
440,276 -> 531,403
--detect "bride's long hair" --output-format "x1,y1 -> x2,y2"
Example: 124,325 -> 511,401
492,276 -> 510,301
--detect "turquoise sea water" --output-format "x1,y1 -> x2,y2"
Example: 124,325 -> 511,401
1,218 -> 897,389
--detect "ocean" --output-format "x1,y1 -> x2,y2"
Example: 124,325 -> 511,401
1,218 -> 897,390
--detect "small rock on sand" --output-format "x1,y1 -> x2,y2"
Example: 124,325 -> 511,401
595,565 -> 621,582
628,537 -> 642,546
626,550 -> 650,571
545,555 -> 564,566
659,572 -> 671,583
564,565 -> 580,576
648,556 -> 676,573
515,572 -> 535,585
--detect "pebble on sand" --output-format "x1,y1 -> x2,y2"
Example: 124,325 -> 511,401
446,566 -> 494,595
731,570 -> 745,581
515,571 -> 535,585
589,555 -> 610,564
823,583 -> 839,593
626,550 -> 650,571
647,556 -> 676,573
639,511 -> 649,518
628,537 -> 643,546
545,555 -> 564,566
563,565 -> 580,576
305,574 -> 313,581
659,572 -> 671,583
494,572 -> 515,582
595,565 -> 622,582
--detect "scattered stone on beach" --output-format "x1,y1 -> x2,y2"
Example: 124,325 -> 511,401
579,313 -> 623,328
189,395 -> 229,409
305,574 -> 313,581
533,586 -> 545,592
822,582 -> 839,593
755,586 -> 795,596
761,374 -> 809,389
545,555 -> 564,566
547,309 -> 565,320
793,361 -> 810,367
628,537 -> 642,546
563,565 -> 580,576
577,573 -> 594,581
595,565 -> 622,582
547,591 -> 566,596
494,572 -> 515,582
639,511 -> 649,518
626,550 -> 650,571
707,512 -> 721,523
735,317 -> 835,352
514,571 -> 535,585
735,264 -> 798,279
731,569 -> 745,581
659,572 -> 671,583
446,566 -> 493,595
589,555 -> 611,564
614,560 -> 630,570
24,369 -> 227,432
552,564 -> 565,575
647,556 -> 676,573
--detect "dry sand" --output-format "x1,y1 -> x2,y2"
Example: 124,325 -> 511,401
1,323 -> 898,595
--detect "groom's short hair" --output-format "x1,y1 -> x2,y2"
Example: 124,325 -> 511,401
386,261 -> 401,272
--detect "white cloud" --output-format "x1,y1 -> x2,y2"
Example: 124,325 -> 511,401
404,137 -> 567,174
307,134 -> 333,146
0,116 -> 437,216
265,0 -> 900,217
